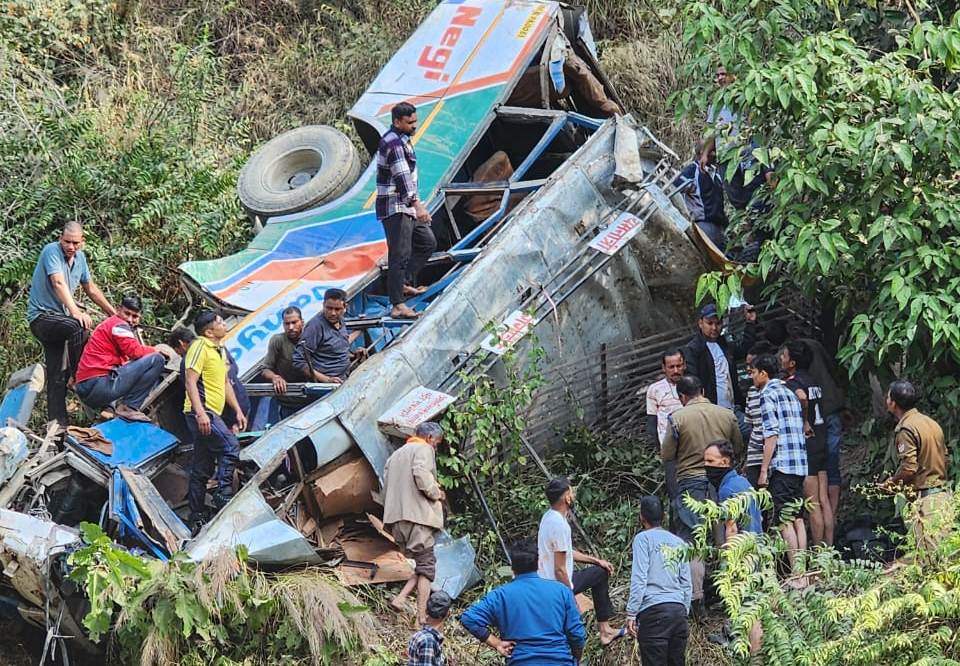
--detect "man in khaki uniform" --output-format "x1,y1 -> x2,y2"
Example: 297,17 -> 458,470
661,375 -> 743,613
379,421 -> 445,625
883,379 -> 950,549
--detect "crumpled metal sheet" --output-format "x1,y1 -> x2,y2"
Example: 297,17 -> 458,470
0,509 -> 80,607
238,399 -> 353,472
432,531 -> 481,599
185,483 -> 323,567
0,427 -> 28,486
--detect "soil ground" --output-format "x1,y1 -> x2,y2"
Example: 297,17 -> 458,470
0,617 -> 37,666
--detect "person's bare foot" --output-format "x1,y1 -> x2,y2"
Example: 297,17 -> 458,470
600,627 -> 627,647
402,285 -> 428,296
389,304 -> 420,319
389,598 -> 413,614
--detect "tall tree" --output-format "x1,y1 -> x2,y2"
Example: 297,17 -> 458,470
676,0 -> 960,379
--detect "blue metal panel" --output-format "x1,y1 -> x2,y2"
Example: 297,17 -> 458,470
109,470 -> 167,560
80,419 -> 179,469
567,112 -> 604,130
511,114 -> 568,182
0,385 -> 27,426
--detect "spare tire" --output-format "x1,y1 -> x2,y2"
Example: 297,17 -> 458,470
238,125 -> 362,218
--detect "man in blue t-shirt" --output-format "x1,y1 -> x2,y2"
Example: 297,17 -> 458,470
27,222 -> 116,426
704,439 -> 762,539
461,540 -> 586,665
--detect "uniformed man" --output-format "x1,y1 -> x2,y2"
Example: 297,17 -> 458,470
883,379 -> 950,548
661,374 -> 743,615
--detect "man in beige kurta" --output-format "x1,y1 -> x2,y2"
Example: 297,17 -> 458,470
379,421 -> 445,624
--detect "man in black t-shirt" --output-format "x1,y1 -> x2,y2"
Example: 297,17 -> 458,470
780,340 -> 834,546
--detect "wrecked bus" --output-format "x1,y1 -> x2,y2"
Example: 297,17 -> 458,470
0,0 -> 707,656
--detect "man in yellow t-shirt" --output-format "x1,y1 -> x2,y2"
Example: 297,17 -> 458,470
183,310 -> 246,529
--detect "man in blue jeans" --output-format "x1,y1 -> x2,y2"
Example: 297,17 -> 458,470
74,294 -> 175,420
182,310 -> 246,529
461,540 -> 586,665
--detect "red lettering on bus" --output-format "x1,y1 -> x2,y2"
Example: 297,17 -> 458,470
419,5 -> 482,82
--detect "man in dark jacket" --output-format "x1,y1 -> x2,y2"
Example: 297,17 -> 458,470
682,303 -> 757,410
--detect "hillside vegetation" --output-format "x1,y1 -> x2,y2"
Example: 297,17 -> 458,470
0,0 -> 694,383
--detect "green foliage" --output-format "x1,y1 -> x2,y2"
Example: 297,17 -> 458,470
676,0 -> 960,376
68,523 -> 378,665
682,487 -> 960,664
438,330 -> 545,487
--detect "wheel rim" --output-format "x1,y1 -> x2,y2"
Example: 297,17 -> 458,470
263,148 -> 323,193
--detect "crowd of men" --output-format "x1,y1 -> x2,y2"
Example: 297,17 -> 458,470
388,301 -> 950,666
382,420 -> 691,666
24,222 -> 367,530
23,93 -> 952,666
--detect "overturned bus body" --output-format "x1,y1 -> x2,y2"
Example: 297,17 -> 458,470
0,0 -> 706,651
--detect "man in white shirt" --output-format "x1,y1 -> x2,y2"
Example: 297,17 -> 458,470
538,477 -> 625,647
645,350 -> 685,518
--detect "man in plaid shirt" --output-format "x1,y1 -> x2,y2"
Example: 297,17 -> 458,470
408,591 -> 453,666
752,353 -> 808,575
376,102 -> 436,320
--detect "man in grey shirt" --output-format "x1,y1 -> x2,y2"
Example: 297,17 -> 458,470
293,288 -> 360,384
626,496 -> 692,666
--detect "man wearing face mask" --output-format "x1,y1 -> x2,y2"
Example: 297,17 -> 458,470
704,440 -> 762,540
704,440 -> 763,655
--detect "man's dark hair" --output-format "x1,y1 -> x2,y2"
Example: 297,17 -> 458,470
753,354 -> 779,379
706,439 -> 735,463
764,319 -> 790,347
193,309 -> 220,337
509,540 -> 539,575
661,349 -> 684,365
783,340 -> 812,371
639,496 -> 663,527
324,288 -> 347,303
120,294 -> 143,312
282,306 -> 302,319
888,379 -> 919,411
168,327 -> 196,348
545,477 -> 571,505
391,102 -> 416,122
677,375 -> 702,398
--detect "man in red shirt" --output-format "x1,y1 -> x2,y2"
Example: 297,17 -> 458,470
75,295 -> 174,420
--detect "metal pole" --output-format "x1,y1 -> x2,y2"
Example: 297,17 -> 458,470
467,472 -> 512,564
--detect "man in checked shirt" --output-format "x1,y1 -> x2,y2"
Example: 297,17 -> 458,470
376,102 -> 436,319
407,591 -> 454,666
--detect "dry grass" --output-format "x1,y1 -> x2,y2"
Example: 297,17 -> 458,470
273,570 -> 378,664
601,32 -> 703,160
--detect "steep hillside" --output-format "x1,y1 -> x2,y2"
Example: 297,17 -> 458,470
0,0 -> 695,386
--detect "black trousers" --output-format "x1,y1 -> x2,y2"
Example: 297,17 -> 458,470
381,213 -> 436,305
572,565 -> 614,622
635,602 -> 688,666
29,312 -> 88,426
